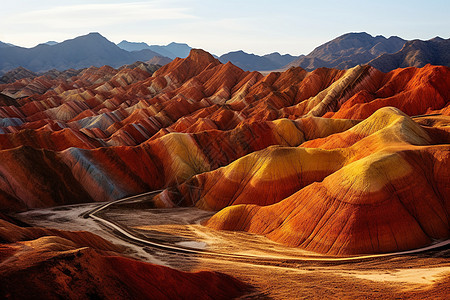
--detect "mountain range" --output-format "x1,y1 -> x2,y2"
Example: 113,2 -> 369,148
0,32 -> 448,75
218,33 -> 449,72
115,32 -> 450,72
218,51 -> 300,71
369,37 -> 450,72
0,33 -> 168,73
284,32 -> 406,70
117,40 -> 191,59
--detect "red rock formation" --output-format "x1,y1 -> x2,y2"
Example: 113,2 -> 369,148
0,49 -> 449,256
0,219 -> 248,299
0,219 -> 119,251
331,65 -> 450,119
204,108 -> 449,255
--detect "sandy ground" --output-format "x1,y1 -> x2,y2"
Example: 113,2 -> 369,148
16,201 -> 450,299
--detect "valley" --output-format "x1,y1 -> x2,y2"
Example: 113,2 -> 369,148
0,29 -> 449,299
16,195 -> 450,299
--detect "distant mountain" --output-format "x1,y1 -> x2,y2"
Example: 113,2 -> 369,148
36,41 -> 59,47
219,50 -> 299,71
117,40 -> 150,52
263,52 -> 302,68
0,33 -> 168,73
162,42 -> 192,59
44,41 -> 58,46
369,37 -> 450,72
0,41 -> 14,48
219,51 -> 278,71
285,32 -> 406,70
117,40 -> 191,59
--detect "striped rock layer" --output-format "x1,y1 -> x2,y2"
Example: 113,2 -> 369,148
0,218 -> 247,299
204,107 -> 450,255
0,49 -> 449,255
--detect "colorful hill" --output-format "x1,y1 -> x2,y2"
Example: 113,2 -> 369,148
204,107 -> 450,255
0,49 -> 449,255
0,218 -> 247,299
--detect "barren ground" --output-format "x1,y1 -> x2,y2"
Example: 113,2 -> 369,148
16,198 -> 450,299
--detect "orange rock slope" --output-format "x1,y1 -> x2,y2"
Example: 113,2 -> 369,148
0,218 -> 248,299
204,107 -> 450,255
0,49 -> 449,255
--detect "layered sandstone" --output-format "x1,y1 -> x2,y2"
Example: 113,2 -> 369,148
0,50 -> 449,255
0,219 -> 247,299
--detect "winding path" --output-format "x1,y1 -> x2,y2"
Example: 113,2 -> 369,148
85,191 -> 450,263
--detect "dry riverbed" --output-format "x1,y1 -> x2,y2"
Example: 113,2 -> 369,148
17,200 -> 450,299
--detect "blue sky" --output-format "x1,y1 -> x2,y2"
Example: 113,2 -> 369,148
0,0 -> 448,55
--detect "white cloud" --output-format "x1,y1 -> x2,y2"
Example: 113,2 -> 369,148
4,2 -> 195,29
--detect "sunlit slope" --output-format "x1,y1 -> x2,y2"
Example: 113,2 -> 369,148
205,108 -> 449,255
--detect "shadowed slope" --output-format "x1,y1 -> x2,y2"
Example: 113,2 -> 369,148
369,37 -> 450,72
285,32 -> 406,70
0,219 -> 248,299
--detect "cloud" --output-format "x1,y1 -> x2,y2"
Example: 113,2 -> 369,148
5,2 -> 195,29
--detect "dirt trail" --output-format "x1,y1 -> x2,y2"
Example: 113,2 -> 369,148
17,195 -> 450,299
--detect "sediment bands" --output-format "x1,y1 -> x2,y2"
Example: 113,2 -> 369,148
0,219 -> 248,299
171,107 -> 450,255
0,49 -> 449,255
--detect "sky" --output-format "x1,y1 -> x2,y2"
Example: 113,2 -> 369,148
0,0 -> 448,56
